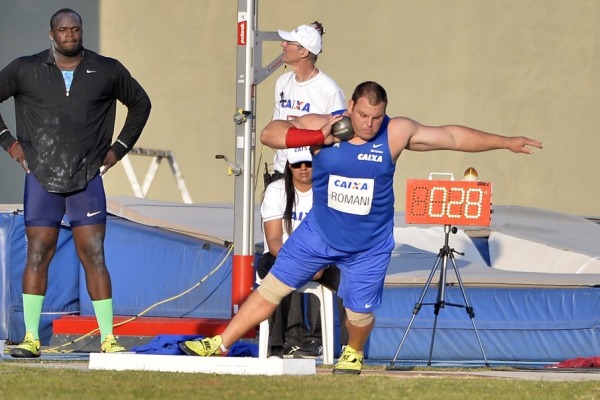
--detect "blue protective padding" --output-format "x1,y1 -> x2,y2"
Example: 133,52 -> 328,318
1,212 -> 80,344
369,286 -> 600,362
78,216 -> 233,319
0,213 -> 14,340
3,208 -> 600,361
469,236 -> 491,267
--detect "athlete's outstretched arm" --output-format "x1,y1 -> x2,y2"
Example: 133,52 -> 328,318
400,119 -> 542,154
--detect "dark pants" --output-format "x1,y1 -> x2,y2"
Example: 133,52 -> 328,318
257,253 -> 349,349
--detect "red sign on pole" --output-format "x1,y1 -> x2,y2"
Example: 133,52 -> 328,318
237,13 -> 247,45
405,179 -> 492,226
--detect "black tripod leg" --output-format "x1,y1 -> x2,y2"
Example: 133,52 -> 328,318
427,302 -> 442,366
427,249 -> 449,366
449,253 -> 489,366
388,254 -> 443,369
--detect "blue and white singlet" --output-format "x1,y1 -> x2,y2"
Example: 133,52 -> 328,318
311,115 -> 395,252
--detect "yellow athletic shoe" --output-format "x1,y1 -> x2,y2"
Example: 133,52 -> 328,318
100,334 -> 126,353
332,345 -> 363,375
180,335 -> 224,356
10,331 -> 41,358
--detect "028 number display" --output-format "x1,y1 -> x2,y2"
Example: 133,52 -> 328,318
405,179 -> 492,226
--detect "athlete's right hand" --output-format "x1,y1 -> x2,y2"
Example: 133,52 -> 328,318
321,114 -> 344,145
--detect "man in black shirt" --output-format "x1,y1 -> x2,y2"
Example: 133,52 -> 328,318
0,8 -> 151,357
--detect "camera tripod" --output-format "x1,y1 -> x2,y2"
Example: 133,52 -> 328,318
387,224 -> 489,368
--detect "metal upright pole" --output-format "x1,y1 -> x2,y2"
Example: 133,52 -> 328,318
231,0 -> 285,317
231,0 -> 257,316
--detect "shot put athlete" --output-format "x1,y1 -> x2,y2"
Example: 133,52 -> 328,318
180,81 -> 542,375
1,8 -> 151,357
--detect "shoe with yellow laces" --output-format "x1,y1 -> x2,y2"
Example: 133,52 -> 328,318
179,335 -> 226,356
332,345 -> 364,375
10,331 -> 41,358
100,334 -> 126,353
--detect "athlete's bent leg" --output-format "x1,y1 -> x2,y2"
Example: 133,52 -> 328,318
220,273 -> 294,348
219,290 -> 277,348
180,272 -> 297,356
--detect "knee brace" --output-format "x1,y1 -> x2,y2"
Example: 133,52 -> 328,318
257,273 -> 294,305
346,309 -> 375,327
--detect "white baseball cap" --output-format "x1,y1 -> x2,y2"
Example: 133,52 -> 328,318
286,146 -> 312,165
278,25 -> 322,55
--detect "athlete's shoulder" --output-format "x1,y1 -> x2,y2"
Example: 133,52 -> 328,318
387,116 -> 421,155
388,116 -> 419,133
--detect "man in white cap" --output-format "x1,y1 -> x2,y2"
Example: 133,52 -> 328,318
264,22 -> 347,358
269,22 -> 345,182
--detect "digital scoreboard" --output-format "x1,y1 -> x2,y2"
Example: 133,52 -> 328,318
405,179 -> 492,226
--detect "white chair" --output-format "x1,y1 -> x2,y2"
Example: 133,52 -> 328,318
258,281 -> 334,365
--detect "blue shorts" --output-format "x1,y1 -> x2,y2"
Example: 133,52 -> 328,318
24,173 -> 107,228
272,213 -> 394,313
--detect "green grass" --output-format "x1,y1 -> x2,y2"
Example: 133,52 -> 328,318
1,362 -> 599,400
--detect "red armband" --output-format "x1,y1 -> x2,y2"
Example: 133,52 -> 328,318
285,127 -> 324,148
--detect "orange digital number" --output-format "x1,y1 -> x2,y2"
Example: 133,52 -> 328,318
405,179 -> 492,226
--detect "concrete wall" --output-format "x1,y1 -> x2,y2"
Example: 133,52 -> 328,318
1,1 -> 599,217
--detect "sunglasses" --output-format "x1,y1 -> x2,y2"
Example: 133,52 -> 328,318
290,161 -> 312,169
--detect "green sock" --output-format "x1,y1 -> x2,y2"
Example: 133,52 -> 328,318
92,298 -> 114,342
22,294 -> 44,340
